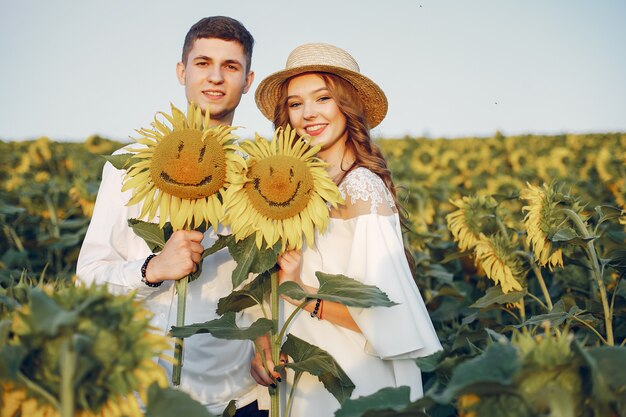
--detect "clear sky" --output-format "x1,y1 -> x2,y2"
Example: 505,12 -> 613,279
1,0 -> 625,142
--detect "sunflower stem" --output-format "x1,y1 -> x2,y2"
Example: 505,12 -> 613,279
495,218 -> 509,240
270,270 -> 280,417
560,208 -> 613,345
285,372 -> 302,417
172,276 -> 189,385
526,291 -> 549,312
277,297 -> 314,345
59,336 -> 76,417
514,250 -> 553,310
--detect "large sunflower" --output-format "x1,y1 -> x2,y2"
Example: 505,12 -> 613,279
223,125 -> 343,250
121,102 -> 243,230
0,284 -> 170,417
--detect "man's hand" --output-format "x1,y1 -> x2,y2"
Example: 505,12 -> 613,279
144,230 -> 204,283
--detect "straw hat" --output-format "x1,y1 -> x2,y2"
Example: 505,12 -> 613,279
255,43 -> 388,128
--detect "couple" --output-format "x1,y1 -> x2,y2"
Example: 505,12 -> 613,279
77,16 -> 441,417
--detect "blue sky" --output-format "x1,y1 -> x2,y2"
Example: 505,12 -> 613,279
0,0 -> 625,142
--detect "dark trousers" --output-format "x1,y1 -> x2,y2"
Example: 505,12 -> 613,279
233,401 -> 268,417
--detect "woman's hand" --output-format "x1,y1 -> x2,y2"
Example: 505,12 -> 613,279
250,335 -> 287,387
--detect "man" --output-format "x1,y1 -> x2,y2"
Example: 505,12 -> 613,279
77,16 -> 265,417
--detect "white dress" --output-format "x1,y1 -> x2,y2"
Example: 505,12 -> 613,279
280,167 -> 442,416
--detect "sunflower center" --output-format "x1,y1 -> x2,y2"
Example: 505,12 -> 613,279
244,155 -> 314,220
150,129 -> 227,199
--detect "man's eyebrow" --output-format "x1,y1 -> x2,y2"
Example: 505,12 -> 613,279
286,87 -> 329,100
193,56 -> 243,67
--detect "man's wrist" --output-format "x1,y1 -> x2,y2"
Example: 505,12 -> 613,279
141,254 -> 162,287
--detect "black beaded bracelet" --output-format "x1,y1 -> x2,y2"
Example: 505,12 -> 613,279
311,298 -> 322,318
141,254 -> 162,287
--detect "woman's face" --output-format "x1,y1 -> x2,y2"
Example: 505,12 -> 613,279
286,73 -> 348,157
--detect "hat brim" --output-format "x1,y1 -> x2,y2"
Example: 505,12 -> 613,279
255,64 -> 388,128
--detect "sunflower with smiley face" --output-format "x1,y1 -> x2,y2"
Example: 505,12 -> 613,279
223,125 -> 343,251
122,102 -> 243,231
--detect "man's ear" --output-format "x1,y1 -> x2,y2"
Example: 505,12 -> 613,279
176,62 -> 186,86
243,71 -> 255,94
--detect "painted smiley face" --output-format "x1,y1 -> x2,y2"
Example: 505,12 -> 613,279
150,129 -> 227,199
245,155 -> 314,220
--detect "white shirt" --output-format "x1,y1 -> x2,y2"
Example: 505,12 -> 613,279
278,167 -> 442,416
76,149 -> 259,415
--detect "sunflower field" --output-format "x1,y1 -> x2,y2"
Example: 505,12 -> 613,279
1,131 -> 626,416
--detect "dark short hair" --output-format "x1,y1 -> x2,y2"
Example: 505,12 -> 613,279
181,16 -> 254,72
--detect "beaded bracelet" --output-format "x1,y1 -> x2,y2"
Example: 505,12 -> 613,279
311,298 -> 322,319
141,254 -> 162,287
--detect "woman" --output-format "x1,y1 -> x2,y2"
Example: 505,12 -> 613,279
251,43 -> 442,415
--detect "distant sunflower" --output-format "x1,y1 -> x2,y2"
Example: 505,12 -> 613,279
520,183 -> 587,270
446,195 -> 499,251
122,102 -> 243,230
474,233 -> 525,293
223,125 -> 343,250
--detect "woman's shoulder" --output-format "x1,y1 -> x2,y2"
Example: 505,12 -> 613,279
335,167 -> 396,217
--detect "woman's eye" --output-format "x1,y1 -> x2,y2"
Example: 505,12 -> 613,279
318,96 -> 331,102
288,102 -> 302,108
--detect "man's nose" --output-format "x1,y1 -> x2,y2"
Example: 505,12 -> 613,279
207,66 -> 224,84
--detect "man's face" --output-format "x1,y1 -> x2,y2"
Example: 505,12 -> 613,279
176,38 -> 254,126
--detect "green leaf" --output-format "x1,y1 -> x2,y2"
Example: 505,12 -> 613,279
102,153 -> 136,170
145,383 -> 217,417
281,333 -> 355,403
335,386 -> 411,417
414,350 -> 446,373
313,272 -> 398,308
470,286 -> 525,309
549,228 -> 595,246
514,301 -> 583,329
226,234 -> 280,288
170,313 -> 273,341
606,249 -> 626,277
278,281 -> 308,300
221,400 -> 237,417
441,343 -> 520,400
594,205 -> 624,225
217,271 -> 271,315
0,200 -> 25,216
0,345 -> 27,379
128,219 -> 166,252
28,289 -> 79,336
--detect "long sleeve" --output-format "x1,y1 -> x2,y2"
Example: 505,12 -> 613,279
333,167 -> 442,359
76,149 -> 159,299
346,213 -> 442,359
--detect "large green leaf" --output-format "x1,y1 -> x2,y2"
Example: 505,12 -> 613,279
278,281 -> 308,301
313,272 -> 397,308
170,312 -> 273,341
441,343 -> 520,401
335,386 -> 411,417
128,219 -> 166,252
217,271 -> 271,315
225,234 -> 281,288
414,350 -> 447,373
281,333 -> 355,403
470,286 -> 525,309
102,153 -> 137,170
144,383 -> 217,417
